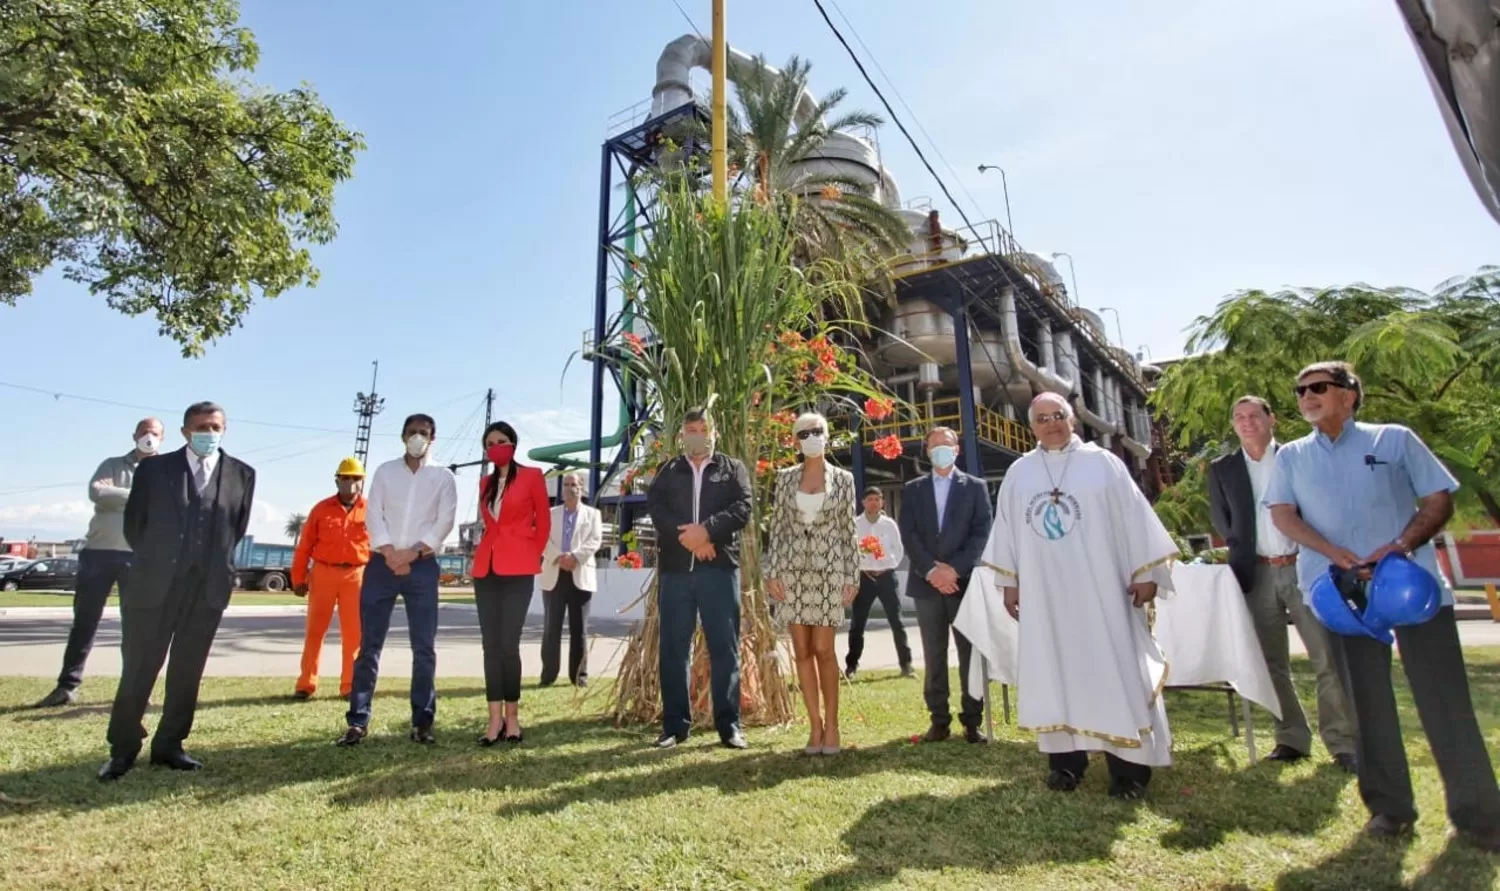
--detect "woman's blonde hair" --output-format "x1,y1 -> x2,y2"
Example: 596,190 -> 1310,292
792,412 -> 828,435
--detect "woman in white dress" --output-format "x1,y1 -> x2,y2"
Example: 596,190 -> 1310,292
765,413 -> 860,755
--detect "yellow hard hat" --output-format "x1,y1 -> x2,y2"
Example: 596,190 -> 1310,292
335,457 -> 366,477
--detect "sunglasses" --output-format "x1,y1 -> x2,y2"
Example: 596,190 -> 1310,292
795,429 -> 826,440
1033,411 -> 1068,424
1294,380 -> 1349,398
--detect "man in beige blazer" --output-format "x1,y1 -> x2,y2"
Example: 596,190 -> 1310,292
539,472 -> 603,687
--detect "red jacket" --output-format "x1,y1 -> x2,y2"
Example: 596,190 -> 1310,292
473,465 -> 551,578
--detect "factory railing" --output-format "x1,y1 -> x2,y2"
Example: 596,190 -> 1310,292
862,396 -> 1035,455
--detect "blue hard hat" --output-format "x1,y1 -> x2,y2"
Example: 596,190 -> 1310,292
1365,552 -> 1441,629
1308,565 -> 1392,644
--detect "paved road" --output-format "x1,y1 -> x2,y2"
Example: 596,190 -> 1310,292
2,605 -> 1497,684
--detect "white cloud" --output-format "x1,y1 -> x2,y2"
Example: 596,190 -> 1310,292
512,407 -> 592,456
0,500 -> 94,541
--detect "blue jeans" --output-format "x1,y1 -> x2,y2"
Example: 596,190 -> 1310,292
658,567 -> 741,738
346,554 -> 440,729
58,549 -> 132,691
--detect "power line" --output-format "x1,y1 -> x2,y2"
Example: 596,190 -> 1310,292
809,0 -> 980,238
824,0 -> 992,227
0,381 -> 368,437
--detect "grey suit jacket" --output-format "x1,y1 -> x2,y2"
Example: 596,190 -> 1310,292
897,469 -> 993,600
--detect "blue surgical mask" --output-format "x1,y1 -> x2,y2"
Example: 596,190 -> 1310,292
189,431 -> 222,458
930,445 -> 956,469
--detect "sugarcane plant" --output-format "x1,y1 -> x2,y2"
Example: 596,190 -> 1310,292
604,178 -> 901,728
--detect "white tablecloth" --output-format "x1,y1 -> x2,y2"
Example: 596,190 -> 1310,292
956,563 -> 1281,719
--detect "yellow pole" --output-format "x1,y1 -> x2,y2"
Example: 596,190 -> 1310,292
711,0 -> 728,203
1485,582 -> 1499,622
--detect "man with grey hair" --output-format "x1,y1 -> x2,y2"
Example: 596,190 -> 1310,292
1267,360 -> 1499,848
540,471 -> 603,687
98,402 -> 256,781
34,416 -> 165,708
1207,394 -> 1355,770
964,392 -> 1180,799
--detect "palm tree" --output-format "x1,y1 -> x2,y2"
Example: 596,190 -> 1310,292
284,512 -> 307,542
725,55 -> 911,280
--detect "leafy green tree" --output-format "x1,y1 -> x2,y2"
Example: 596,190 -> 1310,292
283,512 -> 306,542
725,55 -> 910,279
1,0 -> 363,355
1151,267 -> 1500,525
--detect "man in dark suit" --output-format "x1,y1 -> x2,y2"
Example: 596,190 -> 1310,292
899,425 -> 994,744
1207,395 -> 1354,770
98,402 -> 256,781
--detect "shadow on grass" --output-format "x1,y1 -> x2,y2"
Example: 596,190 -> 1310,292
1266,831 -> 1497,891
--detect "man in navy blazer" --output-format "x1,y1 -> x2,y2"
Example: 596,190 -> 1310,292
899,426 -> 994,743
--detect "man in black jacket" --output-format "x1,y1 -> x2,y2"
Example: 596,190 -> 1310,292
98,402 -> 256,781
645,408 -> 753,750
1207,395 -> 1354,770
899,426 -> 993,744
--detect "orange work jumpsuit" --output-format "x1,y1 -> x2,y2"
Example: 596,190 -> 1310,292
291,494 -> 370,697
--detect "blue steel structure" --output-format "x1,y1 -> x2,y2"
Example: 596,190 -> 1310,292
583,104 -> 710,554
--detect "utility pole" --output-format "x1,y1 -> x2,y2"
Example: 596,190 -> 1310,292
710,0 -> 728,203
475,388 -> 494,525
352,361 -> 384,467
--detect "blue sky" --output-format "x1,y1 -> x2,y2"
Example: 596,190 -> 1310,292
1,0 -> 1493,545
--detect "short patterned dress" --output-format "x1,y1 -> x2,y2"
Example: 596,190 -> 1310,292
764,463 -> 861,627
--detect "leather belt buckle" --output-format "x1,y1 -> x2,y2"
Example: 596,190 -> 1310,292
1257,554 -> 1296,567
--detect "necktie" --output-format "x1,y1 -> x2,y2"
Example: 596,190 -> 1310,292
195,461 -> 209,494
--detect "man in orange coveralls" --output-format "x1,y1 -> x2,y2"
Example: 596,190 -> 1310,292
291,457 -> 371,700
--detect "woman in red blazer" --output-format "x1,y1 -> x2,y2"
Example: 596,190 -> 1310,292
473,421 -> 551,745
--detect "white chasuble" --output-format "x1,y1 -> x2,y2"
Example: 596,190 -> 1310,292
957,436 -> 1180,765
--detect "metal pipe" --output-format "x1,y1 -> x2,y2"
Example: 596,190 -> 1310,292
710,4 -> 727,203
1074,367 -> 1117,443
999,286 -> 1072,396
952,306 -> 983,476
1038,324 -> 1056,374
586,143 -> 611,501
651,34 -> 820,124
884,371 -> 919,386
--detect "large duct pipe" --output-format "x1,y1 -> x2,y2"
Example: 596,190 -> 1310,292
1118,390 -> 1152,463
1074,366 -> 1118,441
1038,324 -> 1057,374
1000,287 -> 1073,397
1055,330 -> 1079,385
652,34 -> 819,124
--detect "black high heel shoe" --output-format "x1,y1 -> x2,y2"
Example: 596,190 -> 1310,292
478,719 -> 506,747
503,720 -> 523,744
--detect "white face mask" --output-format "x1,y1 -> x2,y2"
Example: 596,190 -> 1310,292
799,434 -> 827,458
405,434 -> 430,458
135,433 -> 161,455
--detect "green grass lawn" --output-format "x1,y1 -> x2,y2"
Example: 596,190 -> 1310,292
0,590 -> 480,609
1,655 -> 1497,890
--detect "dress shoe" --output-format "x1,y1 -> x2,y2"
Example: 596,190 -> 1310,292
720,730 -> 749,750
921,724 -> 952,743
1453,825 -> 1500,854
1333,753 -> 1358,774
292,690 -> 312,701
335,726 -> 367,747
1265,744 -> 1309,763
1108,778 -> 1149,801
97,756 -> 135,782
963,725 -> 988,745
150,751 -> 203,771
33,687 -> 77,709
410,724 -> 436,745
477,734 -> 501,748
574,678 -> 589,689
1363,813 -> 1415,839
1046,768 -> 1081,792
899,665 -> 917,679
653,731 -> 689,749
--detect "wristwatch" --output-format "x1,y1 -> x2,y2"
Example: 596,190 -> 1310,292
1393,536 -> 1413,557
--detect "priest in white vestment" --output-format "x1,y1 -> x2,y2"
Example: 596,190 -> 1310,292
972,393 -> 1180,799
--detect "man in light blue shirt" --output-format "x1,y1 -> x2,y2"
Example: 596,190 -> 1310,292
1265,360 -> 1498,851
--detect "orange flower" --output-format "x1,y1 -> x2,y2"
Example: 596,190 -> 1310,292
874,434 -> 903,460
820,184 -> 841,201
623,332 -> 645,356
863,397 -> 894,421
616,551 -> 644,569
778,330 -> 805,347
859,535 -> 886,560
813,366 -> 836,385
756,459 -> 772,475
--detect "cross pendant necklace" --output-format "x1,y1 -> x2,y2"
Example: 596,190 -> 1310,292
1041,448 -> 1073,504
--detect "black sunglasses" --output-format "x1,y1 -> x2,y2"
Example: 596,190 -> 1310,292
795,429 -> 826,440
1294,380 -> 1350,398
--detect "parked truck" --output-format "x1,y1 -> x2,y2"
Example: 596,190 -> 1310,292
233,537 -> 299,591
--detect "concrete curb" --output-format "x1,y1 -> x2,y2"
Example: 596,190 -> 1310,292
0,602 -> 482,620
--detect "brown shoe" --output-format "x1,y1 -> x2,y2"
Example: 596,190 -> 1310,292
921,724 -> 951,743
335,726 -> 367,747
1363,814 -> 1414,839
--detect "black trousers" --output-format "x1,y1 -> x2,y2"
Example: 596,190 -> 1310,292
845,571 -> 912,672
540,571 -> 591,685
105,568 -> 224,760
1049,751 -> 1153,786
57,549 -> 132,691
474,574 -> 534,703
1328,607 -> 1500,831
914,590 -> 983,729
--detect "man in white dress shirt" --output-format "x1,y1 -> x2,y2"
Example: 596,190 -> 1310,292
845,487 -> 913,679
1207,395 -> 1354,770
969,393 -> 1179,799
337,413 -> 458,746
